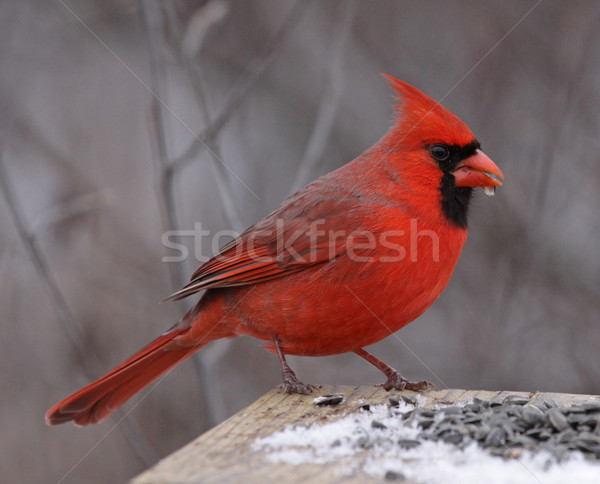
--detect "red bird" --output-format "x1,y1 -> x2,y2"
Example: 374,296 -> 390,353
46,75 -> 503,426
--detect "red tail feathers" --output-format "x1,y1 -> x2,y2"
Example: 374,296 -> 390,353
45,328 -> 200,426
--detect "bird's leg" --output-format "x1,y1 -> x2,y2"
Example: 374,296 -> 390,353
273,337 -> 317,394
353,348 -> 435,392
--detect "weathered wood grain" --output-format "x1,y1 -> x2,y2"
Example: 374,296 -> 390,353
131,386 -> 599,483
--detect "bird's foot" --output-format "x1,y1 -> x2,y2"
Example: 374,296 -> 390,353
279,371 -> 318,394
377,372 -> 435,392
272,336 -> 316,394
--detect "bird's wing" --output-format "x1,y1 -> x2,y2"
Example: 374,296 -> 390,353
164,198 -> 363,301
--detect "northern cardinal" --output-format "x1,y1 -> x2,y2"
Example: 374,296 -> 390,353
46,75 -> 503,426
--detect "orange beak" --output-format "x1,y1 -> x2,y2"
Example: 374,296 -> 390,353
453,149 -> 504,189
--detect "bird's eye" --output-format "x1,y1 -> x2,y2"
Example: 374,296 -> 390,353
430,144 -> 450,162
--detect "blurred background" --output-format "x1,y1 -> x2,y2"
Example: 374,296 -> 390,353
1,0 -> 599,482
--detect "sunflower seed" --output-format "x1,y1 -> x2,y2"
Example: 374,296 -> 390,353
371,420 -> 387,430
575,440 -> 600,454
525,428 -> 552,441
577,432 -> 600,444
547,408 -> 570,432
463,403 -> 483,413
472,397 -> 491,409
314,393 -> 344,406
521,405 -> 545,427
565,405 -> 589,414
531,397 -> 557,409
397,439 -> 421,449
384,470 -> 406,481
576,416 -> 599,430
484,428 -> 507,447
551,444 -> 571,461
580,403 -> 600,413
474,427 -> 489,441
443,432 -> 464,445
464,415 -> 482,424
417,418 -> 435,430
401,410 -> 414,421
557,429 -> 577,443
567,413 -> 592,426
511,435 -> 538,448
441,406 -> 462,415
503,395 -> 530,406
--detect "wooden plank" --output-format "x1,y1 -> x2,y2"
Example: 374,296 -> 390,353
130,386 -> 598,484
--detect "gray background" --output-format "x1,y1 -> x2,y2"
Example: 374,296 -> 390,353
1,1 -> 598,483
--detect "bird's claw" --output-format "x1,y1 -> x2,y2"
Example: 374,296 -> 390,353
377,373 -> 435,392
279,373 -> 317,394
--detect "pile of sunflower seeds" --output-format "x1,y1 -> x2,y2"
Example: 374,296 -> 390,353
380,394 -> 600,462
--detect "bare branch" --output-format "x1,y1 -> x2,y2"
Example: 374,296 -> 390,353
290,0 -> 356,192
181,0 -> 229,59
140,0 -> 188,292
163,1 -> 244,232
0,153 -> 158,465
169,0 -> 311,170
488,22 -> 599,359
140,0 -> 223,427
533,26 -> 597,214
0,155 -> 90,369
161,2 -> 248,422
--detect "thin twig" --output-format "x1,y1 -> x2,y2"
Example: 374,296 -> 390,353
163,1 -> 244,232
169,0 -> 311,170
140,0 -> 188,292
162,2 -> 245,421
0,153 -> 158,465
140,0 -> 221,426
0,156 -> 90,370
489,19 -> 597,364
58,0 -> 258,203
533,25 -> 597,214
290,0 -> 356,192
